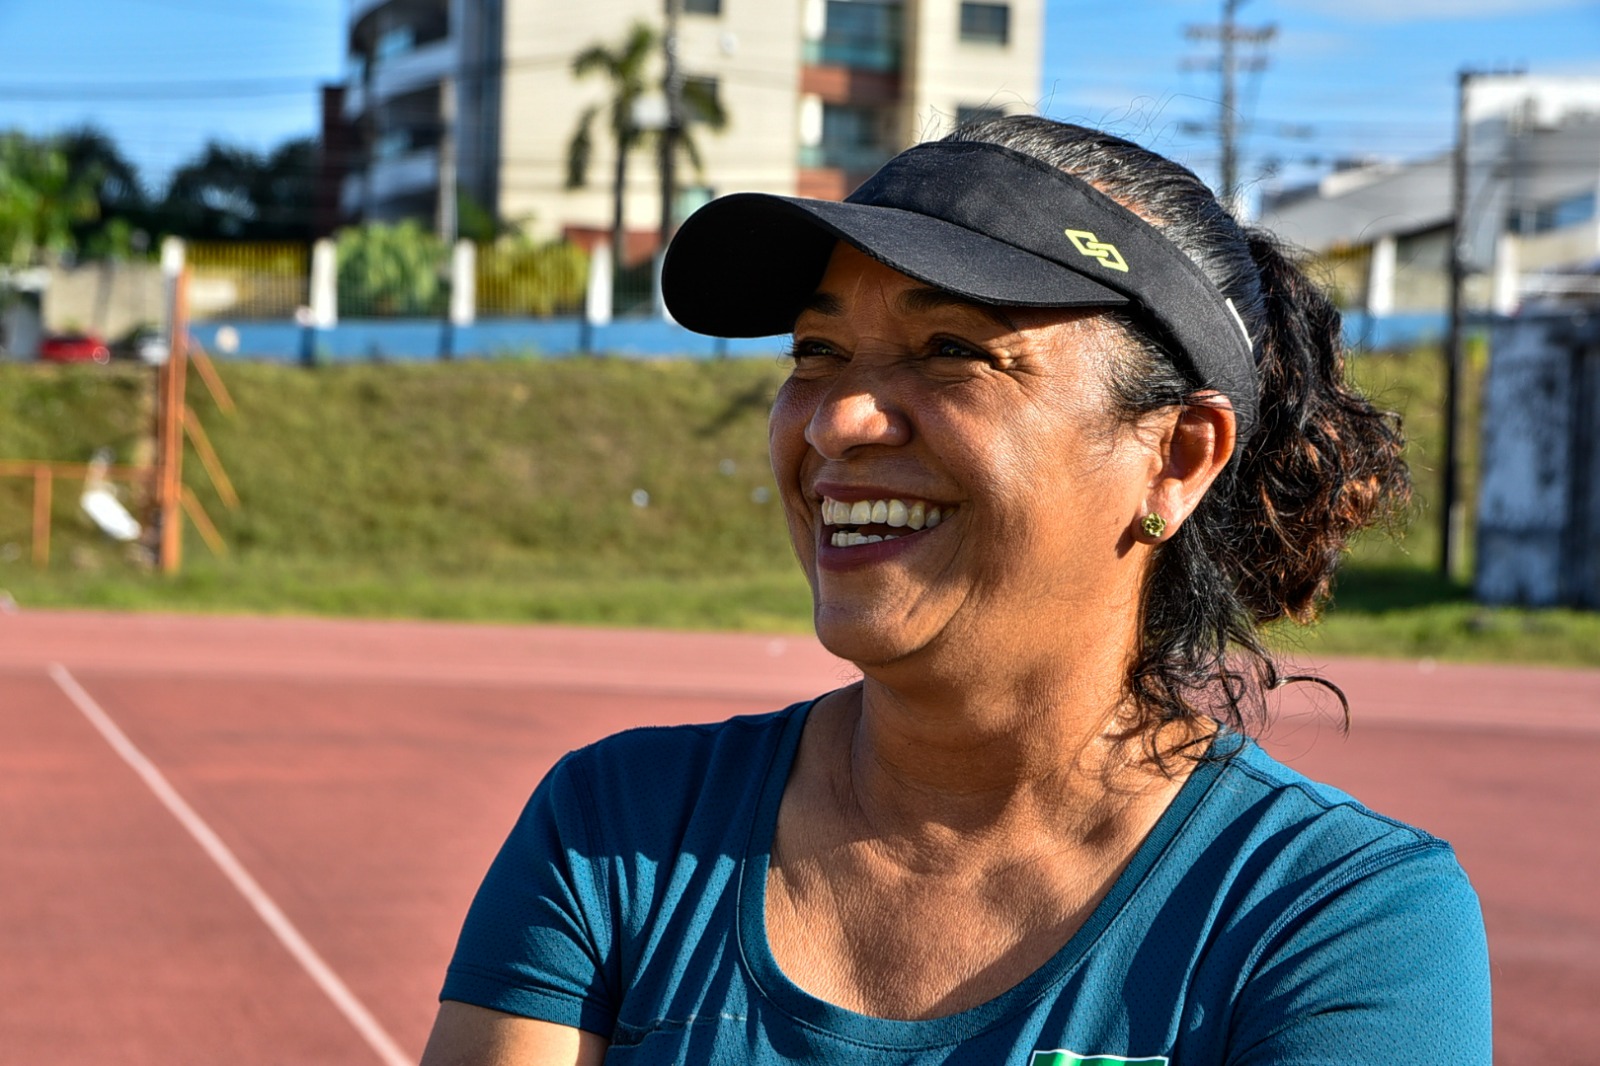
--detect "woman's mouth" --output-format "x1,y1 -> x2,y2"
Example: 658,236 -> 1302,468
820,496 -> 950,548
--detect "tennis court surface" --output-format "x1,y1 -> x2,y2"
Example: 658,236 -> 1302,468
3,610 -> 1596,1064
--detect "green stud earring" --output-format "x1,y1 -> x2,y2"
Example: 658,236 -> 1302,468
1140,512 -> 1168,538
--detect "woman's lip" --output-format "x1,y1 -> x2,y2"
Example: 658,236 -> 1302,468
815,528 -> 923,570
809,481 -> 956,506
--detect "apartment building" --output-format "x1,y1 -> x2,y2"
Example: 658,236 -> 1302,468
336,0 -> 1042,259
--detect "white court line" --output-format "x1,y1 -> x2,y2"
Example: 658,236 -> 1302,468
47,663 -> 416,1066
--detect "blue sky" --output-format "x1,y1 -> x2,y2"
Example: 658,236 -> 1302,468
0,0 -> 1596,202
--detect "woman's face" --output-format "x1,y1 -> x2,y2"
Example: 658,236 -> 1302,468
770,243 -> 1167,674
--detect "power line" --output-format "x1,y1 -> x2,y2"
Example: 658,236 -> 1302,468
1182,0 -> 1277,201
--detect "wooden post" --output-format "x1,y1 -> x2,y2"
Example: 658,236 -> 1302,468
180,486 -> 228,558
188,340 -> 236,415
32,466 -> 52,568
182,405 -> 240,509
158,269 -> 191,574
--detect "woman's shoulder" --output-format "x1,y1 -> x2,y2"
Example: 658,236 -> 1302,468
1178,737 -> 1492,1059
1213,734 -> 1448,852
525,699 -> 814,858
561,699 -> 810,789
1189,733 -> 1479,930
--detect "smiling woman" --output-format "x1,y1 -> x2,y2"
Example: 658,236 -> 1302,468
420,118 -> 1491,1066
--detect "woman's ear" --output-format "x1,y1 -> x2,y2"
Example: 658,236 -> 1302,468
1137,393 -> 1236,541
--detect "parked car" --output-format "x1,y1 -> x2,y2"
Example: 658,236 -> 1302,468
112,325 -> 170,366
40,332 -> 111,364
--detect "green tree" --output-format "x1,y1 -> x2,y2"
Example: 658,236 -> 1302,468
0,132 -> 102,268
565,22 -> 727,272
159,136 -> 316,241
58,126 -> 150,258
335,219 -> 447,316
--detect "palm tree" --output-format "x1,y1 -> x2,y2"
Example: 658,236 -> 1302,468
566,21 -> 727,272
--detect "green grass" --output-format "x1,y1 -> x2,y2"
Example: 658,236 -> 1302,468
1,347 -> 1595,667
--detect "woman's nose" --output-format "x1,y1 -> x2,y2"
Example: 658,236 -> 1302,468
803,377 -> 910,459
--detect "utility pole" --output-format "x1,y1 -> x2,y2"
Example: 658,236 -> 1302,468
1440,69 -> 1475,582
658,0 -> 684,254
1184,0 -> 1276,205
438,75 -> 459,245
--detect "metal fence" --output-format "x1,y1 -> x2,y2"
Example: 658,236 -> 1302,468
475,239 -> 589,318
186,242 -> 309,321
171,234 -> 643,323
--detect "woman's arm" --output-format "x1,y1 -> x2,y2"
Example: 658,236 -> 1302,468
419,1001 -> 609,1066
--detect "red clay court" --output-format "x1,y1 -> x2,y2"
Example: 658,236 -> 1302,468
3,609 -> 1596,1064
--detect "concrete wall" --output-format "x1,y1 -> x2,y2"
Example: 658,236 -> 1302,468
1476,312 -> 1600,608
39,262 -> 167,338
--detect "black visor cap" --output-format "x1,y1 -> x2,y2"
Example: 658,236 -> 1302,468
661,141 -> 1258,441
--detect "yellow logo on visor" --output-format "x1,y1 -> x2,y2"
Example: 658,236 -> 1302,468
1064,229 -> 1129,273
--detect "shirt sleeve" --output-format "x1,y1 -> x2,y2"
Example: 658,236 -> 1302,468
1227,841 -> 1492,1066
440,751 -> 620,1038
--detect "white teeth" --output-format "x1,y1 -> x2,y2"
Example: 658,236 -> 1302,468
820,496 -> 953,532
828,531 -> 900,547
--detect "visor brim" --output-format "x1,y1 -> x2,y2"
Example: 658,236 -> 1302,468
662,193 -> 1131,339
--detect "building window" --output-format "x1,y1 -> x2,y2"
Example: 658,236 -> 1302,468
805,0 -> 903,72
683,75 -> 720,124
1510,190 -> 1597,235
956,105 -> 1006,129
800,103 -> 896,172
959,2 -> 1009,45
681,0 -> 721,14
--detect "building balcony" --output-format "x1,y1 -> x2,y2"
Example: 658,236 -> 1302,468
343,80 -> 367,120
369,35 -> 458,104
799,64 -> 900,106
349,0 -> 389,29
366,148 -> 440,206
802,35 -> 900,73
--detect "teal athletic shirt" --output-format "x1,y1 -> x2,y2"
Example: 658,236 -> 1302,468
441,700 -> 1491,1064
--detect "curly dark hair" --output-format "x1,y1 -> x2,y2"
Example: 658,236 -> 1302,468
946,116 -> 1411,739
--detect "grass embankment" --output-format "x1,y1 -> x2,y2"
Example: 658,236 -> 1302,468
2,352 -> 1596,666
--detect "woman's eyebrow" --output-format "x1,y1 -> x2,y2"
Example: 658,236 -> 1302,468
799,292 -> 844,317
898,287 -> 1018,331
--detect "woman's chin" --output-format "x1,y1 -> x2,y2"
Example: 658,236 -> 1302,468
811,603 -> 936,669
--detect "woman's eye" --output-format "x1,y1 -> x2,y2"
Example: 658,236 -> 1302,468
788,339 -> 839,361
932,338 -> 985,361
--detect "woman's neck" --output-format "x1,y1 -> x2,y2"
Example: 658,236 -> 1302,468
807,663 -> 1194,860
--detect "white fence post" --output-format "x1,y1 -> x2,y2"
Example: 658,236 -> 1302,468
450,239 -> 476,327
310,238 -> 338,328
1366,234 -> 1396,318
160,237 -> 186,350
586,241 -> 613,328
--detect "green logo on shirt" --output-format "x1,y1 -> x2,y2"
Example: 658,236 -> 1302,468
1029,1052 -> 1169,1066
